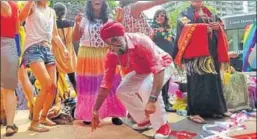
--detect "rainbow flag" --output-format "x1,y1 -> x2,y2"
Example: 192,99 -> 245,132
242,23 -> 256,72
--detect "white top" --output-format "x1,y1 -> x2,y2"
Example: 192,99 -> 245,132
24,4 -> 55,49
79,17 -> 110,48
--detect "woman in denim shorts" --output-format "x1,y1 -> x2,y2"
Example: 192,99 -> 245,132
19,0 -> 68,132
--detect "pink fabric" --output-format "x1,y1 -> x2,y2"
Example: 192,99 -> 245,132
75,94 -> 126,121
168,82 -> 179,95
101,33 -> 173,89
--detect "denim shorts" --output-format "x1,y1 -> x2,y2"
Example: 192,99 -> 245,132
22,44 -> 55,67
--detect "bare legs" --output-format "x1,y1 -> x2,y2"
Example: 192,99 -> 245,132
0,90 -> 7,125
1,88 -> 17,134
29,62 -> 57,132
40,65 -> 57,124
18,66 -> 34,119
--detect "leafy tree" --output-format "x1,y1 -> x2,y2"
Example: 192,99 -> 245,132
168,2 -> 190,29
168,2 -> 216,29
107,1 -> 118,19
51,1 -> 118,21
107,1 -> 118,11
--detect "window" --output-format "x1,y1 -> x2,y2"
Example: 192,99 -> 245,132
226,28 -> 246,51
226,29 -> 239,51
238,28 -> 245,50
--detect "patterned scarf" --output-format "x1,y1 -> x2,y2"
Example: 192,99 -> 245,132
174,23 -> 229,75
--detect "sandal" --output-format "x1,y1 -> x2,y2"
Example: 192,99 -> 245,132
40,118 -> 57,126
188,115 -> 206,124
28,124 -> 49,132
5,124 -> 18,137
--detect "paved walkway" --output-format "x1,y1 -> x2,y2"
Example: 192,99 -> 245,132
1,110 -> 256,139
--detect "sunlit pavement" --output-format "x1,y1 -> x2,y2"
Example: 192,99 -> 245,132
1,110 -> 256,139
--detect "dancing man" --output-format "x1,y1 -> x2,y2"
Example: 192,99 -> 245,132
91,21 -> 173,139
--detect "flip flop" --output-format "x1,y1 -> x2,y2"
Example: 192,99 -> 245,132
28,124 -> 49,132
188,115 -> 206,124
40,119 -> 57,126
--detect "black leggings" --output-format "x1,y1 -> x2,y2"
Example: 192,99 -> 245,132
67,72 -> 76,92
162,79 -> 170,105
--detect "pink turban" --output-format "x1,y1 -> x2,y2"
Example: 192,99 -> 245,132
100,21 -> 125,41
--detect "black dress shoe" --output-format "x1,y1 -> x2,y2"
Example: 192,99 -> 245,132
83,121 -> 91,125
111,117 -> 123,125
165,105 -> 176,112
212,114 -> 223,119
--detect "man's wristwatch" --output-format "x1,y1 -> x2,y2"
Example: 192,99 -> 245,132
149,95 -> 158,102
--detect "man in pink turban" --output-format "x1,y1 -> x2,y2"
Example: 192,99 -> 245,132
91,21 -> 174,139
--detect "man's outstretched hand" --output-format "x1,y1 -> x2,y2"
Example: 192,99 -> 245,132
91,112 -> 100,132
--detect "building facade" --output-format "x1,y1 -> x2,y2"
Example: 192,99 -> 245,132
222,13 -> 256,51
247,1 -> 257,13
163,1 -> 256,17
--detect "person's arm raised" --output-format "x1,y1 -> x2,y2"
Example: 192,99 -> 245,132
1,1 -> 11,17
19,0 -> 34,22
130,0 -> 168,18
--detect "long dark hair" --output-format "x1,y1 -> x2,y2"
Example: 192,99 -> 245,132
54,2 -> 67,20
153,9 -> 170,29
85,1 -> 109,23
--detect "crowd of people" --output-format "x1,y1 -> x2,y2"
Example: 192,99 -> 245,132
1,0 -> 256,139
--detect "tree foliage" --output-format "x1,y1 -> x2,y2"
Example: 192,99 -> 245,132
168,2 -> 191,29
168,2 -> 216,29
107,1 -> 118,19
51,1 -> 118,21
107,1 -> 118,10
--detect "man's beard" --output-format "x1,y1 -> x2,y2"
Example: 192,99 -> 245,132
116,40 -> 127,55
117,46 -> 126,55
